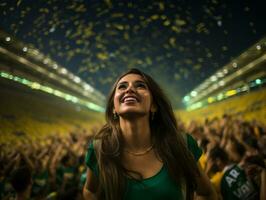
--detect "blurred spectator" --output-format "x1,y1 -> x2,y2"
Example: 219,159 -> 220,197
208,146 -> 260,200
10,166 -> 32,200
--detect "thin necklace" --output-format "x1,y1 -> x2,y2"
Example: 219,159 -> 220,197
124,144 -> 154,156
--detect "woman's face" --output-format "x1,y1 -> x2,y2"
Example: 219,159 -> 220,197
113,73 -> 155,119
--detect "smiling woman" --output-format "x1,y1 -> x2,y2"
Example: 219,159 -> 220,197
83,68 -> 217,200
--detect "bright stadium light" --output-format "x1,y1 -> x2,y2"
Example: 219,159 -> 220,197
217,93 -> 224,100
74,76 -> 81,83
22,47 -> 28,52
219,80 -> 225,86
43,58 -> 49,64
211,75 -> 217,82
217,71 -> 224,78
53,63 -> 58,69
241,85 -> 249,92
232,62 -> 238,68
84,84 -> 94,92
60,68 -> 67,74
0,71 -> 105,112
223,69 -> 228,74
191,91 -> 197,97
256,45 -> 261,50
255,79 -> 262,85
183,96 -> 190,102
5,37 -> 11,42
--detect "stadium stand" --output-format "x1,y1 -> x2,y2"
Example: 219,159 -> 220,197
176,88 -> 266,125
0,77 -> 104,144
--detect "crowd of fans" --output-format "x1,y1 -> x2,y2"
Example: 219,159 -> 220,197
185,114 -> 266,199
0,114 -> 265,200
0,128 -> 97,200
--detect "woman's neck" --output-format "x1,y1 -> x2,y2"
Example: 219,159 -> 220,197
120,116 -> 152,151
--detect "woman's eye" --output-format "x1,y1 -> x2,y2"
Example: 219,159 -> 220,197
117,84 -> 127,90
136,82 -> 146,88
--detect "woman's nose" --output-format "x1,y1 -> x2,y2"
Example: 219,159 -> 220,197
125,84 -> 136,93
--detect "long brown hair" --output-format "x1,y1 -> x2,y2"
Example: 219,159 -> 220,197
94,68 -> 200,200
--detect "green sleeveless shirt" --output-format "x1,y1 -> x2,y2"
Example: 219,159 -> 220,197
85,134 -> 202,200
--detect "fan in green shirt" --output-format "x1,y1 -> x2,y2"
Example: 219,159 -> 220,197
83,68 -> 217,200
85,134 -> 202,200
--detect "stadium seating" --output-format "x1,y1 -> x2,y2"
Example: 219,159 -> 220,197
176,89 -> 266,125
0,83 -> 104,144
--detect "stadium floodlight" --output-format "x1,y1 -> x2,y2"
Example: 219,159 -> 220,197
217,93 -> 224,100
210,75 -> 217,82
183,96 -> 190,102
213,84 -> 218,89
217,71 -> 224,78
191,91 -> 197,97
52,63 -> 58,69
74,76 -> 81,83
43,58 -> 49,64
5,37 -> 11,42
22,47 -> 28,52
256,45 -> 261,50
223,68 -> 228,74
59,68 -> 67,74
255,79 -> 262,85
31,82 -> 41,89
83,84 -> 94,92
241,85 -> 249,92
219,80 -> 225,86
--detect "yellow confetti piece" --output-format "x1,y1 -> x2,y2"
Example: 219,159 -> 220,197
17,0 -> 22,7
114,24 -> 124,30
158,2 -> 165,11
169,37 -> 176,47
112,13 -> 124,18
104,0 -> 112,8
151,14 -> 159,20
171,26 -> 182,33
193,64 -> 202,70
124,32 -> 129,40
39,8 -> 49,13
97,52 -> 109,60
175,19 -> 186,26
163,20 -> 171,26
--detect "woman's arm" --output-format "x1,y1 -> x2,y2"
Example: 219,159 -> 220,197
195,163 -> 218,200
83,168 -> 98,200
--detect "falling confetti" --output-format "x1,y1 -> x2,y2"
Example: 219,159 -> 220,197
0,0 -> 265,108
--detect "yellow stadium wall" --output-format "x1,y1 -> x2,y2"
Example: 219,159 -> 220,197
0,81 -> 105,144
175,88 -> 266,125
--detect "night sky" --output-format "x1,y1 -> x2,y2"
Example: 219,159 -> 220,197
0,0 -> 265,108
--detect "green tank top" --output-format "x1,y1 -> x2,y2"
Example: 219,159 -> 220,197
85,134 -> 202,200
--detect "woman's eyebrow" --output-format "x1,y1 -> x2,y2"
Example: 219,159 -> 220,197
117,81 -> 128,85
117,80 -> 146,86
134,80 -> 146,84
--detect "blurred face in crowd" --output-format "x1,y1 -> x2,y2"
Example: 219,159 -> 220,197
225,140 -> 241,163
